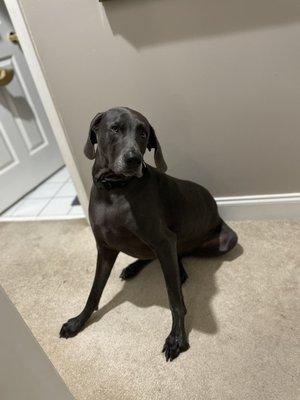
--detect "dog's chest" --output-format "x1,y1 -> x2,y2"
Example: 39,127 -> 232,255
92,199 -> 127,233
90,197 -> 153,258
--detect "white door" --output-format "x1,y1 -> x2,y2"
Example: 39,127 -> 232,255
0,1 -> 63,213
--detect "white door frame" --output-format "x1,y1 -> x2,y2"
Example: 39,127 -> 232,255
4,0 -> 89,218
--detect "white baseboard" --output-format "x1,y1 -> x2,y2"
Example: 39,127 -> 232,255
216,193 -> 300,220
0,215 -> 85,222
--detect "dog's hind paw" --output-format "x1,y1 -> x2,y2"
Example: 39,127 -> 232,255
59,316 -> 84,339
162,333 -> 190,361
120,259 -> 151,280
119,266 -> 136,280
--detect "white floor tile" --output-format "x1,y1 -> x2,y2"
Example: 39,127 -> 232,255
39,197 -> 73,216
12,198 -> 50,217
28,182 -> 64,199
56,182 -> 77,197
47,167 -> 69,183
0,166 -> 83,221
1,202 -> 22,217
68,205 -> 84,216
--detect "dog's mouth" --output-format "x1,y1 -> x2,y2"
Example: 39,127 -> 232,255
121,168 -> 143,178
113,163 -> 144,179
103,171 -> 128,180
93,163 -> 144,187
96,168 -> 142,182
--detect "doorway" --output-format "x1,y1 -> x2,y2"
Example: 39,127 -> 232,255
0,0 -> 83,219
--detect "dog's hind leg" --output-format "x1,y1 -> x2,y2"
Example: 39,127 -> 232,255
120,259 -> 152,280
195,219 -> 238,257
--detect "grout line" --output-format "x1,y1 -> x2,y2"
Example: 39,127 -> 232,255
67,205 -> 83,215
55,195 -> 77,200
54,195 -> 76,199
52,181 -> 68,197
35,182 -> 68,216
9,198 -> 47,218
5,199 -> 24,217
36,197 -> 55,217
52,181 -> 71,199
17,194 -> 74,200
37,197 -> 75,218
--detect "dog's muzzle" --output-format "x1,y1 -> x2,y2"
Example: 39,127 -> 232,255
124,151 -> 142,169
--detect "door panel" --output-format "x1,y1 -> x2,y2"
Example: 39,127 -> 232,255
0,0 -> 63,212
1,56 -> 48,153
0,120 -> 18,172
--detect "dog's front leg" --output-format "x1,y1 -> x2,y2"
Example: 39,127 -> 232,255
156,233 -> 189,361
60,245 -> 118,338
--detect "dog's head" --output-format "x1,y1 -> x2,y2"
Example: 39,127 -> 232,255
84,107 -> 167,183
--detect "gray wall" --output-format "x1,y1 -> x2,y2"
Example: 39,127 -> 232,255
19,0 -> 300,197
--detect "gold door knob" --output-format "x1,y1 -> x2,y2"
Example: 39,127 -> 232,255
0,68 -> 14,86
8,31 -> 19,44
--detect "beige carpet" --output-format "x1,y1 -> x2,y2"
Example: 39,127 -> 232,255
0,219 -> 299,400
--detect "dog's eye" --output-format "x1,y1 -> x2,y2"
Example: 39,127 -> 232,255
139,130 -> 147,139
110,125 -> 119,133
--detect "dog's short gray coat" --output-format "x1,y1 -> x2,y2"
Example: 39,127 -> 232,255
60,107 -> 238,361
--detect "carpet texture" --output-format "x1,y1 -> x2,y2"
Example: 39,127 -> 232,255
0,219 -> 299,400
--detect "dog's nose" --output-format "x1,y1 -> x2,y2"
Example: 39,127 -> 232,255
124,151 -> 142,168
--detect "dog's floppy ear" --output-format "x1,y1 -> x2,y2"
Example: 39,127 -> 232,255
147,125 -> 168,172
84,113 -> 103,160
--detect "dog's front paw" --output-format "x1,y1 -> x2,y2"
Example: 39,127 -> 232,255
162,332 -> 189,361
60,316 -> 84,339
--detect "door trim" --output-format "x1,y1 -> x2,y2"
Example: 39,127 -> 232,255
4,0 -> 89,218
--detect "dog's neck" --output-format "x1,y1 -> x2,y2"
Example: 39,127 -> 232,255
97,175 -> 133,191
96,164 -> 147,191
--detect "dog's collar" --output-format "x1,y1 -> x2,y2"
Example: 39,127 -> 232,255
97,177 -> 132,191
97,163 -> 147,191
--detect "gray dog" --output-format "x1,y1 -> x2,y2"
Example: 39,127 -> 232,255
60,107 -> 238,361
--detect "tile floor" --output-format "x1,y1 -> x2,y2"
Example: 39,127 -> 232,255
0,167 -> 85,221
